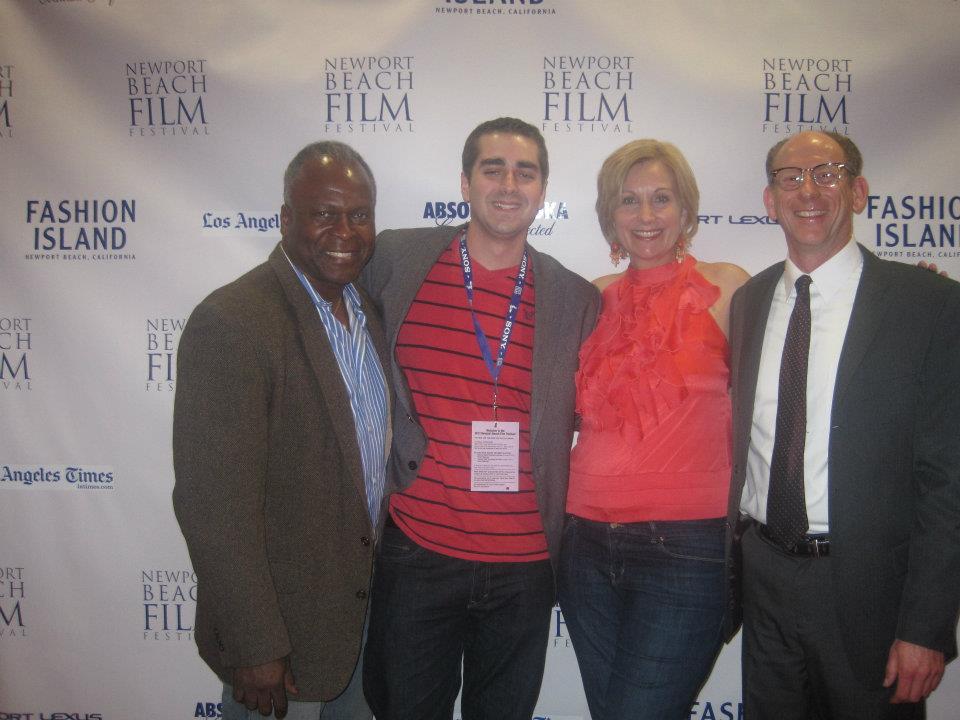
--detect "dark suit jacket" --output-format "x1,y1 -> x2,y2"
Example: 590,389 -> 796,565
724,244 -> 960,685
172,243 -> 391,701
361,225 -> 599,568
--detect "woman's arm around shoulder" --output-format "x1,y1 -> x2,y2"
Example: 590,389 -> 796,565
695,261 -> 750,339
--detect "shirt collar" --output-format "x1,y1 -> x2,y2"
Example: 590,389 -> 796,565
280,243 -> 363,316
780,237 -> 862,303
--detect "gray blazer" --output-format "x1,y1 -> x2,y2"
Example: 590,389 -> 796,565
172,243 -> 391,701
724,245 -> 960,684
361,225 -> 599,568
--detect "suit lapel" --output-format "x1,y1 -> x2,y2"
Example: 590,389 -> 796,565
267,245 -> 368,510
528,245 -> 558,451
832,246 -> 889,409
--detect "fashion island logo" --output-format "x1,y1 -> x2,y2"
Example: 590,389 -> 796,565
436,0 -> 556,15
142,568 -> 196,641
200,210 -> 280,237
0,465 -> 115,491
690,701 -> 744,720
422,199 -> 569,237
0,64 -> 12,138
147,318 -> 185,392
542,55 -> 633,134
1,317 -> 31,391
25,198 -> 136,261
762,57 -> 851,135
0,566 -> 25,639
127,58 -> 209,137
870,194 -> 960,260
323,55 -> 414,134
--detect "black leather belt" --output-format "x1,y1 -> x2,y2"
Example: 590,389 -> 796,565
754,520 -> 830,557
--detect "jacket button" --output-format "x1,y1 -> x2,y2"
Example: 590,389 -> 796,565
408,460 -> 418,471
361,536 -> 371,546
356,589 -> 368,599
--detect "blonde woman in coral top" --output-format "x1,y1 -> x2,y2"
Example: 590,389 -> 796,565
559,139 -> 748,720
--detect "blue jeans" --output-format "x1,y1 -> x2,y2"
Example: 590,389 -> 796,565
557,515 -> 726,720
362,524 -> 554,720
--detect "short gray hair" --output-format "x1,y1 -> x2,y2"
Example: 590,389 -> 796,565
283,141 -> 376,204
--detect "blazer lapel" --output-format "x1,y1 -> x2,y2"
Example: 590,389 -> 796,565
268,245 -> 368,510
832,246 -> 889,409
528,245 -> 559,451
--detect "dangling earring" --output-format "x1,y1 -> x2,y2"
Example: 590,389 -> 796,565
674,239 -> 686,264
610,242 -> 627,267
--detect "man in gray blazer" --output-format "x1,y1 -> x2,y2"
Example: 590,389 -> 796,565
361,117 -> 599,720
724,131 -> 960,718
173,141 -> 390,720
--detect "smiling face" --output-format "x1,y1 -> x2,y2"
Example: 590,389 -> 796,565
613,160 -> 685,270
460,132 -> 546,249
280,156 -> 375,301
763,132 -> 868,272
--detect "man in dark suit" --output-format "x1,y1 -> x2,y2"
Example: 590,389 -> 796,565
173,141 -> 390,720
360,117 -> 599,720
724,130 -> 960,718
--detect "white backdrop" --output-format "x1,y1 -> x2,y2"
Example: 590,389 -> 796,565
2,1 -> 959,718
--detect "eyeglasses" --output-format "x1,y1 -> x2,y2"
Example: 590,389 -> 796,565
769,162 -> 852,191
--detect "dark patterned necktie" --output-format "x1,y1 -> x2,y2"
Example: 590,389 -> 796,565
766,274 -> 812,548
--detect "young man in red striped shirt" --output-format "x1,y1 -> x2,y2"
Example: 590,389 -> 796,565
361,117 -> 599,720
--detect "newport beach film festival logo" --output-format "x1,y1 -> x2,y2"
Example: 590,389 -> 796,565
1,316 -> 31,391
541,54 -> 634,135
0,63 -> 12,139
762,55 -> 851,135
127,58 -> 210,137
142,568 -> 196,641
146,317 -> 185,392
870,193 -> 960,261
0,565 -> 25,639
422,199 -> 569,238
435,0 -> 557,16
25,198 -> 137,261
321,54 -> 414,134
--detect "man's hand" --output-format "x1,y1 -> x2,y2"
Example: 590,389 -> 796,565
917,260 -> 949,277
883,639 -> 944,704
232,657 -> 299,718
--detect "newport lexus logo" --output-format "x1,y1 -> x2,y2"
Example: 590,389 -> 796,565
322,55 -> 414,134
762,57 -> 851,135
542,54 -> 633,134
698,212 -> 777,227
0,64 -> 12,138
127,58 -> 210,137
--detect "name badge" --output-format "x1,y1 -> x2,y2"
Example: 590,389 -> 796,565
470,421 -> 520,492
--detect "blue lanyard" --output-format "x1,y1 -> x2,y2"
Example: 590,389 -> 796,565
458,231 -> 528,420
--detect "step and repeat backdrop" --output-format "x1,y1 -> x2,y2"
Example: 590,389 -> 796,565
2,1 -> 959,718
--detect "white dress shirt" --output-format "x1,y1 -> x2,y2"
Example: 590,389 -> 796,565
740,239 -> 863,533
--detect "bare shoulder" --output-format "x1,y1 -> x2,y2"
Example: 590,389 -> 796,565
592,272 -> 626,292
695,260 -> 750,296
